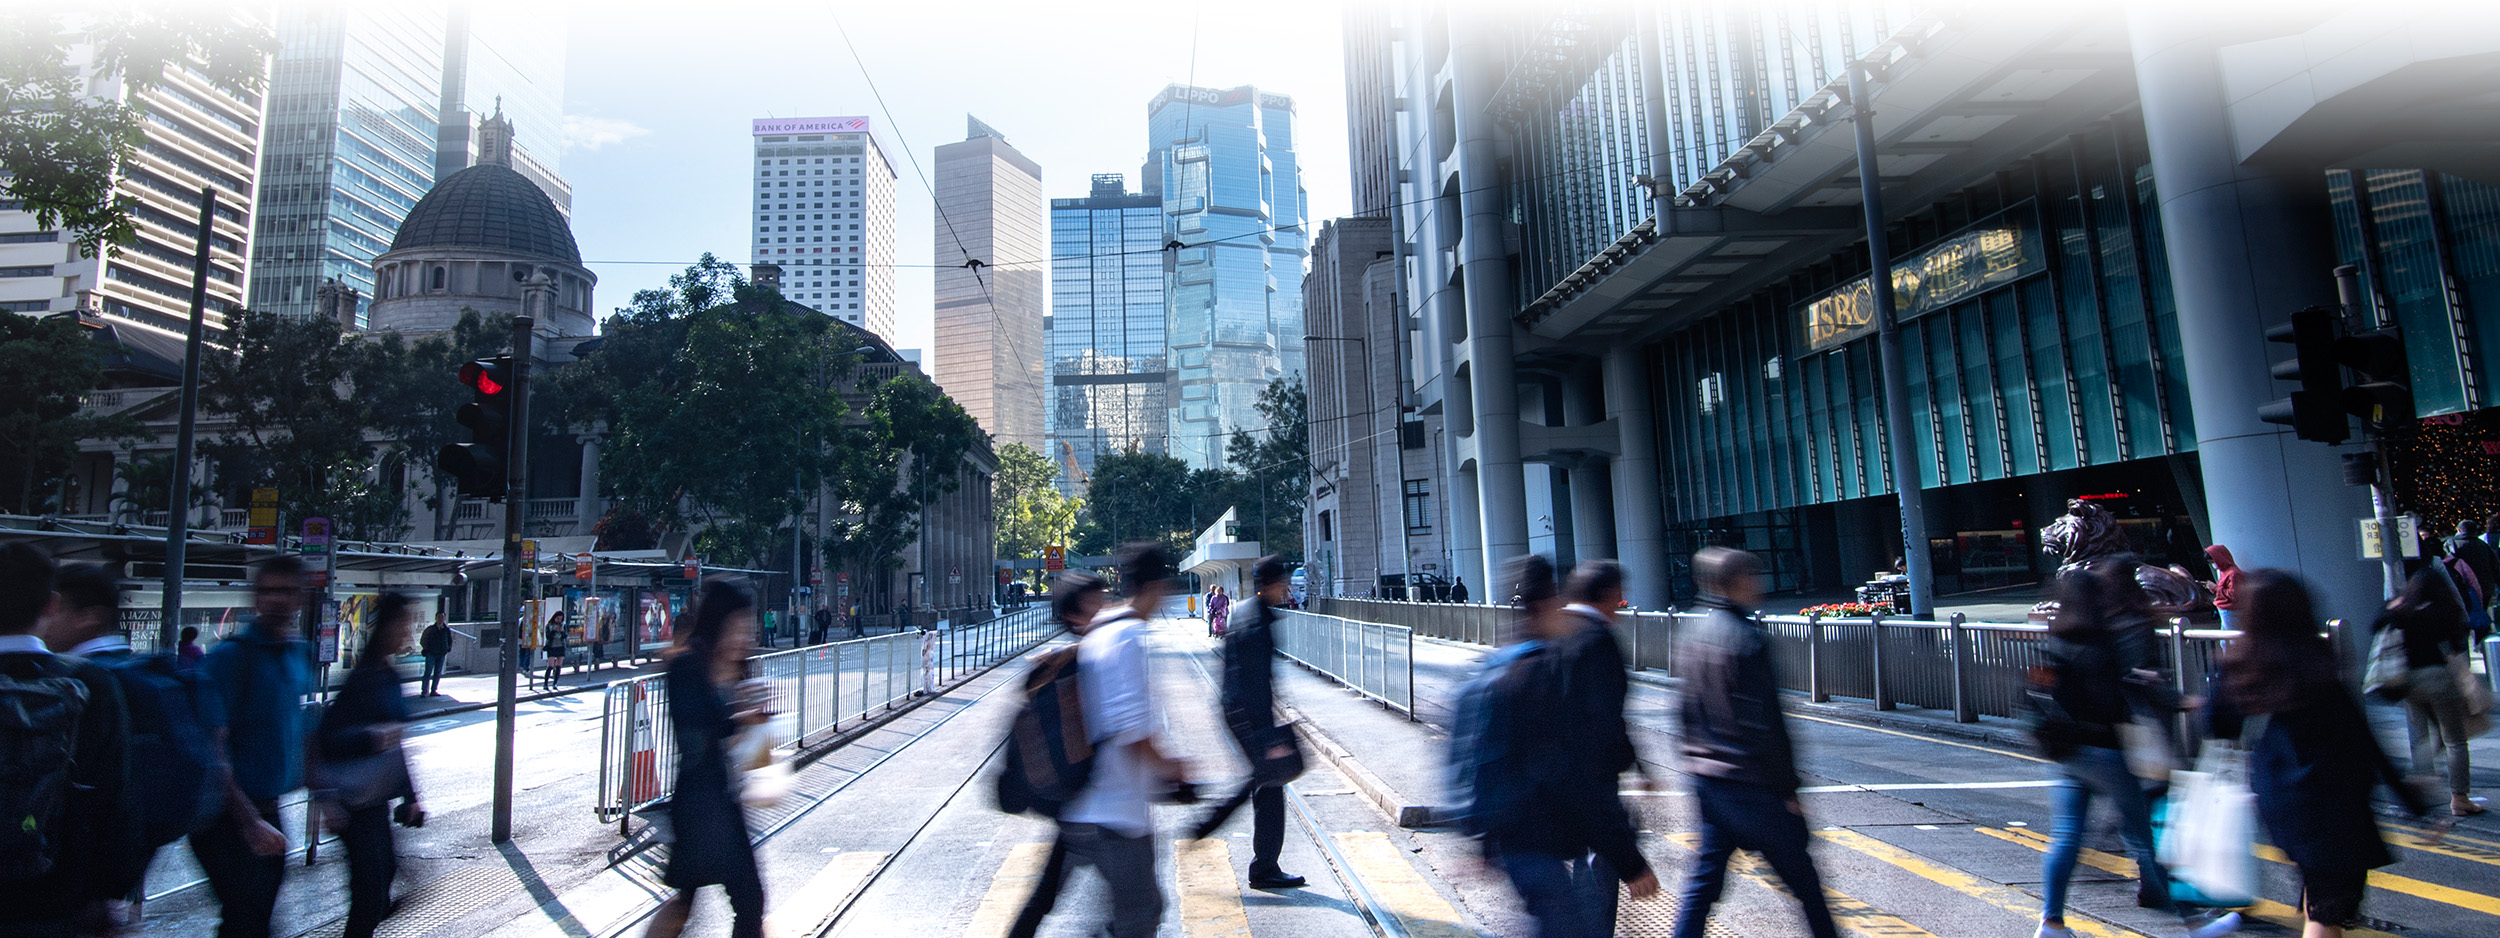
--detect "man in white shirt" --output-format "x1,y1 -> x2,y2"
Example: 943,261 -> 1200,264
1058,543 -> 1187,938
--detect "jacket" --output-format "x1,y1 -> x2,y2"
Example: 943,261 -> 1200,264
1219,598 -> 1283,753
318,660 -> 410,763
2448,534 -> 2500,602
2207,681 -> 2428,876
662,653 -> 755,889
419,623 -> 451,658
0,643 -> 140,920
1491,609 -> 1648,880
2205,545 -> 2241,610
1675,598 -> 1801,794
202,618 -> 313,801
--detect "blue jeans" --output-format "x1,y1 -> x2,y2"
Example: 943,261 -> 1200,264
419,654 -> 445,695
1498,850 -> 1618,938
1674,776 -> 1839,938
2042,745 -> 2169,921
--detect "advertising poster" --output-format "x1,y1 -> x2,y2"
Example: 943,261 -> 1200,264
639,593 -> 674,646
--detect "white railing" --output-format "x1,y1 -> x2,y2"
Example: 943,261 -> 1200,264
1274,609 -> 1415,718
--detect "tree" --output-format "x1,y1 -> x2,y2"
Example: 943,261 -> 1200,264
0,10 -> 272,256
200,311 -> 408,540
0,314 -> 129,513
994,442 -> 1081,561
1074,449 -> 1201,557
1225,377 -> 1309,562
822,372 -> 986,576
361,310 -> 519,538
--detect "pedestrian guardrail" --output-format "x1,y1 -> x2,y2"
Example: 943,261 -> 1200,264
1275,609 -> 1415,718
1310,596 -> 2271,727
596,604 -> 1058,823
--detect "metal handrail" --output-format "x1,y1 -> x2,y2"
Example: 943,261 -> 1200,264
1274,609 -> 1415,718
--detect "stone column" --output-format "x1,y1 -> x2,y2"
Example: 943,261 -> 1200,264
1562,368 -> 1616,568
576,433 -> 603,537
1452,11 -> 1529,590
1605,346 -> 1670,610
2128,7 -> 2380,627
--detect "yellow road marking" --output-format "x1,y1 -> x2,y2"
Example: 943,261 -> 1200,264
1332,831 -> 1477,938
769,850 -> 888,938
1175,838 -> 1254,938
1982,827 -> 2401,938
2248,842 -> 2500,916
2387,829 -> 2500,867
963,843 -> 1054,938
1790,713 -> 2049,764
1809,829 -> 2130,938
1663,832 -> 1942,937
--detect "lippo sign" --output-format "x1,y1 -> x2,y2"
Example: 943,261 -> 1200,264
752,116 -> 869,136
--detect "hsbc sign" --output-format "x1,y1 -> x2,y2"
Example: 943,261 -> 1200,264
753,116 -> 870,136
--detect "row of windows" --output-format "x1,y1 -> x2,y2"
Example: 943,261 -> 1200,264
760,156 -> 866,166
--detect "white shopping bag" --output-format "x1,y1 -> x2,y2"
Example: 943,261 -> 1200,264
2159,735 -> 2260,907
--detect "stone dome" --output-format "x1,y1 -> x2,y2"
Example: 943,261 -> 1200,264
388,163 -> 581,265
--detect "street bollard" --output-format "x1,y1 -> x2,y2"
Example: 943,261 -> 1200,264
1949,612 -> 1975,723
796,644 -> 810,744
1808,612 -> 1828,703
1871,612 -> 1893,711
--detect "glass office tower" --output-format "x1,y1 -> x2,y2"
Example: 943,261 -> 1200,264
1048,174 -> 1170,491
251,4 -> 446,321
1146,84 -> 1310,469
435,4 -> 571,215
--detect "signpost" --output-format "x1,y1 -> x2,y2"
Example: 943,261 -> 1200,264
1043,544 -> 1065,572
246,487 -> 279,545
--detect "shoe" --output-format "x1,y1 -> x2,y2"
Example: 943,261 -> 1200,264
2033,923 -> 2074,938
1248,872 -> 1306,890
2178,911 -> 2241,938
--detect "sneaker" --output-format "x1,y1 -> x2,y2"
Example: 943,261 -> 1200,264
2034,923 -> 2074,938
2179,911 -> 2241,938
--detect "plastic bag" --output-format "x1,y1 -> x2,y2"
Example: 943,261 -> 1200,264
2158,738 -> 2259,907
2364,627 -> 2412,701
729,723 -> 792,809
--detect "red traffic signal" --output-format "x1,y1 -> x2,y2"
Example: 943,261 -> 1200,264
459,359 -> 509,397
439,356 -> 516,499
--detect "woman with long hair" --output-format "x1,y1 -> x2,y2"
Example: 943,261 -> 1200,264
2212,571 -> 2434,937
319,592 -> 424,938
647,577 -> 769,938
2376,567 -> 2482,815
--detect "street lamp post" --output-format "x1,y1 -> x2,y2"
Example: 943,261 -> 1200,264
1304,334 -> 1386,599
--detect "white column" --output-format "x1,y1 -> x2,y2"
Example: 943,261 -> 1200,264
1606,347 -> 1670,610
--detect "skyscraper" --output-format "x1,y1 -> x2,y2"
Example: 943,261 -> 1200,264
249,4 -> 448,322
932,117 -> 1046,450
750,116 -> 899,340
1145,84 -> 1310,469
1048,173 -> 1168,489
0,41 -> 268,341
434,4 -> 571,216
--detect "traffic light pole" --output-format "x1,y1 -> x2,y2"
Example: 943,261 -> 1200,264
490,316 -> 534,844
1850,62 -> 1935,619
2340,267 -> 2407,604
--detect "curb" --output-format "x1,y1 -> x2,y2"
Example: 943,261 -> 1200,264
1280,702 -> 1442,828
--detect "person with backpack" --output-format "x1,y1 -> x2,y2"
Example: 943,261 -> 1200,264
646,578 -> 770,938
1050,544 -> 1189,938
2031,559 -> 2239,938
2374,566 -> 2482,816
315,593 -> 424,938
1672,547 -> 1830,938
418,611 -> 452,697
1190,556 -> 1306,889
43,562 -> 225,931
0,545 -> 136,937
1002,571 -> 1110,938
195,554 -> 317,938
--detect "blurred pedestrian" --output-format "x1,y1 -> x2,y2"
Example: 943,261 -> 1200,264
2210,570 -> 2437,937
178,626 -> 205,669
2446,521 -> 2499,630
811,603 -> 830,645
517,610 -> 537,684
194,555 -> 315,938
1192,556 -> 1305,888
1005,571 -> 1110,938
0,546 -> 137,937
646,578 -> 768,938
1673,547 -> 1829,938
316,593 -> 423,938
2376,568 -> 2483,816
418,612 -> 451,697
1206,585 -> 1230,637
2030,560 -> 2232,938
2202,545 -> 2243,631
1451,576 -> 1469,604
540,611 -> 569,691
1486,558 -> 1657,938
1048,544 -> 1188,938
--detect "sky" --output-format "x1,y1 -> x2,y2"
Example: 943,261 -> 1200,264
556,0 -> 1355,354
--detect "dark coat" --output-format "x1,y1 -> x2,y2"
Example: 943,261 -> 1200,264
662,653 -> 757,890
1675,599 -> 1800,794
2207,682 -> 2428,878
0,650 -> 138,921
1219,599 -> 1283,754
419,624 -> 451,658
317,661 -> 410,762
1491,609 -> 1647,879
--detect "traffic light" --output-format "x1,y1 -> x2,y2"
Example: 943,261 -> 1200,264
437,356 -> 513,499
2338,325 -> 2413,429
2257,306 -> 2349,444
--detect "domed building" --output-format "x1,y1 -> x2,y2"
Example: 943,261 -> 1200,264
366,111 -> 596,337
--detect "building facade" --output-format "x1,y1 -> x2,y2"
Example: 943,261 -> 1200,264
750,116 -> 900,340
1353,2 -> 2500,632
1047,173 -> 1170,489
1145,84 -> 1311,469
1302,217 -> 1448,598
0,40 -> 267,341
932,117 -> 1046,450
434,4 -> 572,216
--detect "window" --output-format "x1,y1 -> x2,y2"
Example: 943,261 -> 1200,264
430,266 -> 446,290
0,265 -> 52,277
1403,480 -> 1432,533
0,231 -> 58,244
1318,511 -> 1333,542
0,299 -> 48,312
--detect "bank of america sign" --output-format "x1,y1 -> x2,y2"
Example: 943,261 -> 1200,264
753,116 -> 870,135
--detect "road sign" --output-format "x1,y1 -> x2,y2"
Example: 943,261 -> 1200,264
576,555 -> 594,581
810,569 -> 823,586
1225,522 -> 1240,538
2360,516 -> 2423,560
247,487 -> 279,545
316,600 -> 340,664
1044,544 -> 1065,571
521,539 -> 538,563
300,517 -> 331,553
683,558 -> 699,580
836,571 -> 851,597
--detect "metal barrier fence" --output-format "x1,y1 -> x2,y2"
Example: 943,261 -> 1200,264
1274,609 -> 1415,718
597,604 -> 1058,822
1309,597 -> 1508,645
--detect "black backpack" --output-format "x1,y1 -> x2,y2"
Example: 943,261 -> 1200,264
100,653 -> 227,847
0,655 -> 91,881
995,645 -> 1093,817
1446,640 -> 1546,837
2023,636 -> 2128,760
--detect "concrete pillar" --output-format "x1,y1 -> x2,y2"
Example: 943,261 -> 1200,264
1452,12 -> 1530,590
1562,368 -> 1616,565
576,434 -> 602,535
2128,7 -> 2382,627
1605,346 -> 1670,610
1451,459 -> 1484,598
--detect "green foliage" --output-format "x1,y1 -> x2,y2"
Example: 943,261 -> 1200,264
1067,378 -> 1309,561
0,10 -> 272,256
200,312 -> 408,540
1223,377 -> 1309,562
822,372 -> 986,573
0,314 -> 128,513
1073,450 -> 1206,557
993,442 -> 1081,561
361,310 -> 519,536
